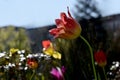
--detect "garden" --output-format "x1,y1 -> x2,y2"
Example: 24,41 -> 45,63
0,6 -> 120,80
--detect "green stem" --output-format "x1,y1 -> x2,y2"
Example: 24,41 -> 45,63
102,67 -> 107,80
98,72 -> 101,80
80,35 -> 97,80
30,70 -> 35,80
41,74 -> 45,80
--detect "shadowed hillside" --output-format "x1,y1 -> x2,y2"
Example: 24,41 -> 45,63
26,25 -> 55,53
1,14 -> 120,55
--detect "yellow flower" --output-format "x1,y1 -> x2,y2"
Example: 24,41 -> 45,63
42,40 -> 61,59
9,48 -> 19,56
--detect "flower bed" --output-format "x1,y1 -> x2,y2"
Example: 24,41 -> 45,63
0,7 -> 120,80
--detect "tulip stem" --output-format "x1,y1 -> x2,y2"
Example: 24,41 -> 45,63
41,74 -> 45,80
80,35 -> 97,80
102,67 -> 107,80
30,70 -> 35,80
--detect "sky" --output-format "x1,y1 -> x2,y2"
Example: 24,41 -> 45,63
0,0 -> 120,28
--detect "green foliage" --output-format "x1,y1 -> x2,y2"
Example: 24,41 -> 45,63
54,38 -> 93,80
0,26 -> 31,51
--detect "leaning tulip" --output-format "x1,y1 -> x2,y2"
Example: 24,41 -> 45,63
42,40 -> 61,59
49,7 -> 81,39
94,50 -> 107,67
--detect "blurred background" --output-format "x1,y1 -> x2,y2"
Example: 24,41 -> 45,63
0,0 -> 120,27
0,0 -> 120,53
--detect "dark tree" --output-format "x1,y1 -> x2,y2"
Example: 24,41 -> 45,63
73,0 -> 101,21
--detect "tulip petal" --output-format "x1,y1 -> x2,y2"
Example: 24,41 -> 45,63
42,40 -> 51,49
60,13 -> 68,24
43,46 -> 54,56
52,52 -> 61,59
49,28 -> 65,38
55,19 -> 64,28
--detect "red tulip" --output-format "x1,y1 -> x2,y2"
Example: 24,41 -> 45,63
94,50 -> 107,67
49,7 -> 81,39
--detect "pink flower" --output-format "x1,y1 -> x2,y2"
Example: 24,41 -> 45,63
50,66 -> 66,80
49,7 -> 81,39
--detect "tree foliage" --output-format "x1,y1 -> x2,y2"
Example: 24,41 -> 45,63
0,26 -> 31,51
73,0 -> 101,21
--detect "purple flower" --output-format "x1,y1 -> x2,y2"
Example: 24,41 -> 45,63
50,66 -> 66,80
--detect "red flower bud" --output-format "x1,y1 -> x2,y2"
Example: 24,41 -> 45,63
94,50 -> 107,67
